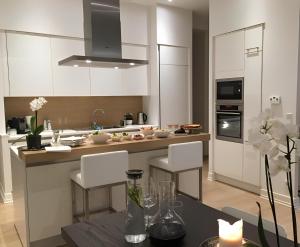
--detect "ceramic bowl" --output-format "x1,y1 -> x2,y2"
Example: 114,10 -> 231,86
154,130 -> 170,138
89,133 -> 111,144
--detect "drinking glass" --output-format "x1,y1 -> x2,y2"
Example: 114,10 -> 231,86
144,177 -> 158,230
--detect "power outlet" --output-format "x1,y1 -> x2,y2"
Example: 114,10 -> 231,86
269,95 -> 281,104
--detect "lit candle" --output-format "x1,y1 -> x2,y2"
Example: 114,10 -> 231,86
218,219 -> 243,247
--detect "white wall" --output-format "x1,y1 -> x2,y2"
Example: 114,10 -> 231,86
209,0 -> 300,202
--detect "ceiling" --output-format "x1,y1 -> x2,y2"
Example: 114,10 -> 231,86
123,0 -> 209,16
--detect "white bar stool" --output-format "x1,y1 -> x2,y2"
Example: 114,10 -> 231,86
70,150 -> 128,222
149,141 -> 203,201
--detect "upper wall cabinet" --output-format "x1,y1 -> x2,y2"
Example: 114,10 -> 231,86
157,6 -> 192,47
51,38 -> 90,96
7,33 -> 53,96
245,25 -> 263,52
120,2 -> 149,45
0,32 -> 9,97
215,31 -> 245,79
0,0 -> 83,38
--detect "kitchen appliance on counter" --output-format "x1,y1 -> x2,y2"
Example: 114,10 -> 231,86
137,112 -> 147,125
7,117 -> 27,134
216,77 -> 243,105
124,113 -> 133,126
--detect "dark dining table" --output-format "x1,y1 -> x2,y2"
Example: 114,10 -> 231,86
61,195 -> 294,247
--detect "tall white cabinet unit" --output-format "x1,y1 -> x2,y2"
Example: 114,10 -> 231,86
213,25 -> 263,192
159,46 -> 189,128
156,5 -> 192,128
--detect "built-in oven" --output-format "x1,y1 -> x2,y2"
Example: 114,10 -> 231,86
216,78 -> 243,104
216,104 -> 243,143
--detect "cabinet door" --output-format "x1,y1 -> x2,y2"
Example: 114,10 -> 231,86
160,65 -> 189,128
0,32 -> 9,96
51,38 -> 90,96
120,2 -> 149,45
214,140 -> 243,180
215,31 -> 245,79
245,25 -> 263,52
244,51 -> 262,141
7,33 -> 53,96
122,45 -> 148,95
160,46 -> 188,66
90,68 -> 123,96
243,142 -> 261,186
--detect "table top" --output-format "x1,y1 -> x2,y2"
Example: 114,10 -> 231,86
17,133 -> 210,167
61,196 -> 293,247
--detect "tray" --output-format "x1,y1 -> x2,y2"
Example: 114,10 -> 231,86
199,236 -> 259,247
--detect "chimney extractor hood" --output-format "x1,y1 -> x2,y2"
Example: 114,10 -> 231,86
58,0 -> 148,69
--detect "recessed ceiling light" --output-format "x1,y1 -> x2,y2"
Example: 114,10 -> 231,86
85,59 -> 92,64
168,0 -> 173,2
129,62 -> 135,66
73,64 -> 79,67
114,66 -> 119,69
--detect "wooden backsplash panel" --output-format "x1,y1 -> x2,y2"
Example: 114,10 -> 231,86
4,97 -> 143,129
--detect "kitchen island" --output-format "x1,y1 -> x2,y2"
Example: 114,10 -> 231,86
11,133 -> 210,247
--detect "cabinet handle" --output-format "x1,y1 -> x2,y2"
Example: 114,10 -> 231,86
216,111 -> 241,115
246,47 -> 260,54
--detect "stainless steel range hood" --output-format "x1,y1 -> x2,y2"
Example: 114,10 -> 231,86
58,0 -> 148,69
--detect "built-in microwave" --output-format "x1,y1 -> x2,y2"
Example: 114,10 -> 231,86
216,104 -> 243,143
216,78 -> 243,104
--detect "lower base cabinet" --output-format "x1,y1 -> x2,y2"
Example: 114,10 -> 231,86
243,142 -> 261,186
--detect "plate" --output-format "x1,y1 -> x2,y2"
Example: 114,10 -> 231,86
199,236 -> 259,247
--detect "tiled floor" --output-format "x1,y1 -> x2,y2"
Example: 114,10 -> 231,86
0,159 -> 299,246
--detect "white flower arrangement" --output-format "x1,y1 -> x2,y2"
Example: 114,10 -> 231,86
248,108 -> 298,175
248,108 -> 298,247
30,97 -> 47,112
28,97 -> 47,136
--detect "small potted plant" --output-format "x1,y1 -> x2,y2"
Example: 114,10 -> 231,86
26,97 -> 47,149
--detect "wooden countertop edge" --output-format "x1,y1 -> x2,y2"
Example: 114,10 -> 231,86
18,133 -> 210,167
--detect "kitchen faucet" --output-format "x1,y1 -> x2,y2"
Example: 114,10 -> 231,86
91,108 -> 105,130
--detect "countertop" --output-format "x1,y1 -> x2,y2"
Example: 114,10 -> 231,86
7,124 -> 157,142
15,133 -> 210,167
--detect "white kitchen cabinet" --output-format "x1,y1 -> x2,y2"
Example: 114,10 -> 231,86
245,25 -> 263,52
120,2 -> 149,45
0,0 -> 83,38
122,45 -> 148,60
0,33 -> 9,97
215,31 -> 245,79
157,5 -> 192,47
160,46 -> 188,66
243,51 -> 262,141
51,38 -> 90,96
243,142 -> 261,186
90,68 -> 123,96
7,33 -> 53,96
122,66 -> 148,95
160,64 -> 189,128
214,139 -> 243,181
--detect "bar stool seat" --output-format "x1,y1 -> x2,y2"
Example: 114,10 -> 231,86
149,141 -> 203,201
71,150 -> 128,222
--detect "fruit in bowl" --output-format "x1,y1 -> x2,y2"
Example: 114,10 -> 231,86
140,127 -> 155,136
90,131 -> 111,144
122,132 -> 132,141
154,129 -> 170,138
133,133 -> 144,140
111,133 -> 123,142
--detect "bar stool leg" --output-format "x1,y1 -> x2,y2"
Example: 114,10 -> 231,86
199,167 -> 202,202
71,181 -> 76,223
108,186 -> 112,212
125,182 -> 128,209
83,189 -> 90,220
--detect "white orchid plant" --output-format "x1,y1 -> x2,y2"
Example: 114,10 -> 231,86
248,108 -> 298,247
28,97 -> 47,136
